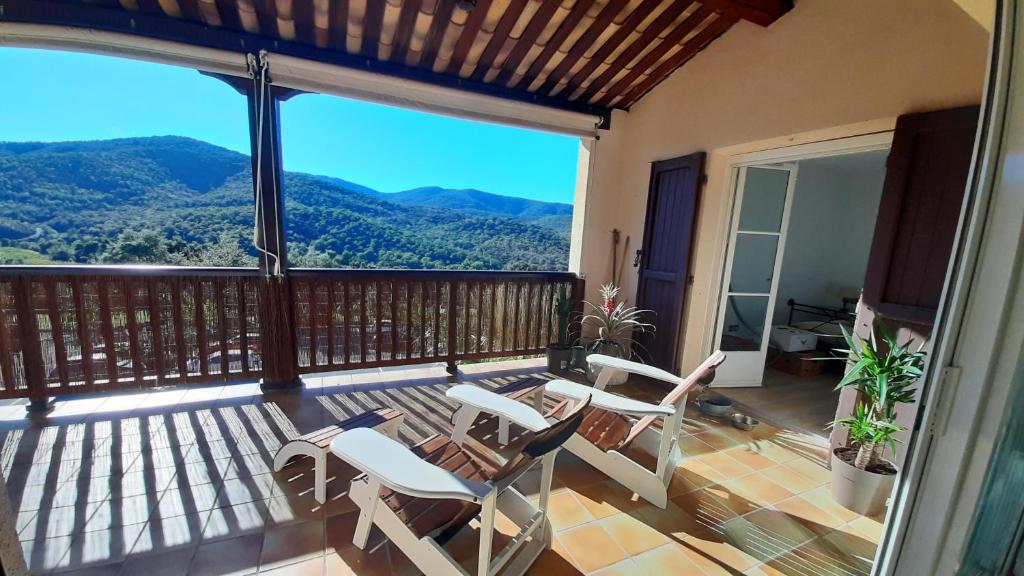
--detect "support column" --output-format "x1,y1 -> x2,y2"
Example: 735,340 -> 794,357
15,278 -> 52,413
243,60 -> 303,391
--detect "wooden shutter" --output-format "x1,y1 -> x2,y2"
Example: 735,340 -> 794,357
862,106 -> 980,323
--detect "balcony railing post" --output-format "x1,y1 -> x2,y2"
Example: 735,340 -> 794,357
446,280 -> 458,375
571,275 -> 586,347
14,277 -> 50,412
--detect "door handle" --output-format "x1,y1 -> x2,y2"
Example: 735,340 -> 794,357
634,249 -> 642,267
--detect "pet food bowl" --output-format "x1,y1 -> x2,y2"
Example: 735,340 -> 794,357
731,413 -> 759,431
699,396 -> 733,417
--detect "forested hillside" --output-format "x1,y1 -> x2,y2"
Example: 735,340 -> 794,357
0,136 -> 571,270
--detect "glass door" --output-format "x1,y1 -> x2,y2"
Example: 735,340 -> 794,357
713,164 -> 797,387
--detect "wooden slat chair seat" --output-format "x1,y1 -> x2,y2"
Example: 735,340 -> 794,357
273,407 -> 404,504
333,387 -> 591,576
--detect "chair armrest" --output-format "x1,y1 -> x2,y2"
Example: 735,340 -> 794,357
330,428 -> 491,503
586,354 -> 683,386
446,384 -> 550,432
545,379 -> 675,417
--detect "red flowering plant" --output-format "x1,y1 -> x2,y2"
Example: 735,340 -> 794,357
580,283 -> 655,359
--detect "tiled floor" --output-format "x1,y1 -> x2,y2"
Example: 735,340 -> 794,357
0,358 -> 883,575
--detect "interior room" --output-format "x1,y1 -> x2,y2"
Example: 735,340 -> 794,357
722,150 -> 888,436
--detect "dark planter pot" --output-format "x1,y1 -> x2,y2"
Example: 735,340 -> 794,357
546,345 -> 573,373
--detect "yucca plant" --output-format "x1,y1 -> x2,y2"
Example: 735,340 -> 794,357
829,319 -> 927,470
580,283 -> 655,359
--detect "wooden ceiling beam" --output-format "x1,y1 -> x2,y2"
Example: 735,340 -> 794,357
558,0 -> 661,98
178,0 -> 204,21
491,0 -> 563,86
535,0 -> 629,96
327,0 -> 348,50
593,3 -> 711,107
361,0 -> 385,56
390,0 -> 423,63
576,0 -> 692,102
700,0 -> 790,27
512,0 -> 593,90
213,0 -> 244,30
617,13 -> 736,106
292,0 -> 316,45
470,0 -> 530,81
419,0 -> 456,67
445,0 -> 492,74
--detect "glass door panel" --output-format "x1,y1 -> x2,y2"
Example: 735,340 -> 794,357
714,164 -> 797,387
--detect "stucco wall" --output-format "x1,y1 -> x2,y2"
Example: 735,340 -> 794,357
578,0 -> 989,374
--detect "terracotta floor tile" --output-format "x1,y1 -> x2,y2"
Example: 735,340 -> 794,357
120,546 -> 196,576
324,542 -> 392,576
679,532 -> 760,574
630,542 -> 705,574
699,451 -> 756,481
725,445 -> 782,471
722,509 -> 818,563
720,473 -> 795,511
546,491 -> 595,530
678,434 -> 719,458
839,516 -> 885,545
764,535 -> 871,576
524,547 -> 582,576
21,534 -> 75,573
600,512 -> 671,555
130,512 -> 207,555
61,522 -> 148,570
590,558 -> 640,575
259,521 -> 325,572
668,488 -> 741,536
758,463 -> 822,494
571,480 -> 644,519
258,556 -> 326,575
772,495 -> 849,535
202,499 -> 269,540
798,486 -> 862,525
558,523 -> 628,572
780,457 -> 831,486
324,511 -> 385,555
189,533 -> 263,576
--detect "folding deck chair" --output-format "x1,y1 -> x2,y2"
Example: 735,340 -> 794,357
542,351 -> 727,508
331,384 -> 590,576
273,408 -> 404,504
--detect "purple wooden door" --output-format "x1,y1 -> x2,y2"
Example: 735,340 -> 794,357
635,152 -> 705,372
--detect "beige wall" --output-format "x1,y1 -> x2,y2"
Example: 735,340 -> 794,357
578,0 -> 989,374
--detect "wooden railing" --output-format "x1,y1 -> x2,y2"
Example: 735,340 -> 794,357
0,266 -> 582,400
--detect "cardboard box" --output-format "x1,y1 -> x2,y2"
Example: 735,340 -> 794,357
776,350 -> 824,378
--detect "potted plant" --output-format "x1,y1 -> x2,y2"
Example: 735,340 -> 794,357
828,320 -> 926,516
545,285 -> 574,372
580,283 -> 655,385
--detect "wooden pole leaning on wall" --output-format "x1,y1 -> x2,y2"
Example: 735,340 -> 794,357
14,277 -> 52,413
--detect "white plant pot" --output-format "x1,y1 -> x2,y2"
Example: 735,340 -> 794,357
830,448 -> 897,517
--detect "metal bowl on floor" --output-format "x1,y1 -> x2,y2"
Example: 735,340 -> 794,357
699,396 -> 733,417
731,413 -> 759,431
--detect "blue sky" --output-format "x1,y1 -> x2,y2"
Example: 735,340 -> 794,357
0,47 -> 579,203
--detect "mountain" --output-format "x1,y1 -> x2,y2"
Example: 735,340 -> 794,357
374,186 -> 573,231
0,136 -> 571,270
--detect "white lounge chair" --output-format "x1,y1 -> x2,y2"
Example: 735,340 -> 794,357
330,385 -> 590,576
541,351 -> 726,508
273,407 -> 404,504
